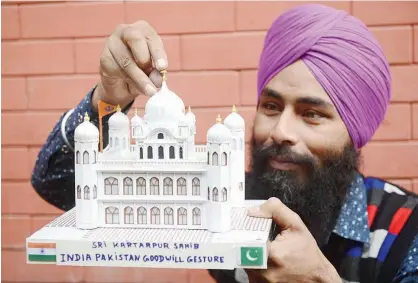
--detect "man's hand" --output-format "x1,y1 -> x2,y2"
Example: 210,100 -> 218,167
245,197 -> 342,283
92,20 -> 167,110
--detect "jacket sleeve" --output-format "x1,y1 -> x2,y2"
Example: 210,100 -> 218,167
30,86 -> 133,211
394,234 -> 418,283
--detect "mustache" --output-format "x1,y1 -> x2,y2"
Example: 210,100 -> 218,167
253,143 -> 315,167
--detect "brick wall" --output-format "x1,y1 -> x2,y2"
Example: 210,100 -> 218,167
2,1 -> 418,282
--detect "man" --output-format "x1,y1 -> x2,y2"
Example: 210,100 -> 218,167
31,4 -> 417,283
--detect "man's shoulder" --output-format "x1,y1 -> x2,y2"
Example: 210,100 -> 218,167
362,175 -> 418,199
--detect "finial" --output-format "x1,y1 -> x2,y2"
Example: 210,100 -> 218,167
161,70 -> 167,81
84,112 -> 90,121
216,114 -> 222,124
232,104 -> 236,112
188,105 -> 191,113
116,105 -> 121,112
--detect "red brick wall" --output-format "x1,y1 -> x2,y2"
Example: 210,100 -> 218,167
2,1 -> 418,282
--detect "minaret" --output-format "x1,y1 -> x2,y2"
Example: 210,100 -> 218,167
186,105 -> 196,159
74,113 -> 99,229
223,105 -> 246,206
205,114 -> 233,232
108,105 -> 130,151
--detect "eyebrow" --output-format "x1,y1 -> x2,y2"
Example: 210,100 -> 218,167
262,88 -> 335,110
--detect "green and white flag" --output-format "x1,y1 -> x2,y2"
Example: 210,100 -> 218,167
240,246 -> 263,266
27,242 -> 57,263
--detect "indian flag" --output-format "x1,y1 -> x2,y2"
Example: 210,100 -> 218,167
27,242 -> 56,263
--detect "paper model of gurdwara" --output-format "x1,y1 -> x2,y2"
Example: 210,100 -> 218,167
74,79 -> 246,233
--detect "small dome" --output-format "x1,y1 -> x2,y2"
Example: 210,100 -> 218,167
224,105 -> 245,130
109,105 -> 129,129
185,106 -> 196,125
207,114 -> 232,143
74,113 -> 99,142
131,109 -> 142,126
143,81 -> 185,124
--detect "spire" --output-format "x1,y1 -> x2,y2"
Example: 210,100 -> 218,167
216,114 -> 222,124
232,104 -> 236,112
116,105 -> 121,112
161,70 -> 167,81
84,112 -> 90,122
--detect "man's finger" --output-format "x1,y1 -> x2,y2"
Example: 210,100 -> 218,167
247,197 -> 306,232
139,21 -> 168,70
121,26 -> 153,71
107,35 -> 157,97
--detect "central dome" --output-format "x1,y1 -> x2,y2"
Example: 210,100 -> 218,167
143,81 -> 185,123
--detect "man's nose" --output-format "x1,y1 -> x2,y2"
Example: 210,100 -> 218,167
270,110 -> 299,146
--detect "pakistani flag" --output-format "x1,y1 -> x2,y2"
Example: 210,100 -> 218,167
240,247 -> 263,266
27,242 -> 56,263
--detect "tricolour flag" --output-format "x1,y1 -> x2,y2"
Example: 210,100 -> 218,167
27,242 -> 56,263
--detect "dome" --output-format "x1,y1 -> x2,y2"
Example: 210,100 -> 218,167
207,115 -> 232,143
74,113 -> 99,142
131,109 -> 142,126
109,105 -> 129,129
224,105 -> 245,130
143,81 -> 185,124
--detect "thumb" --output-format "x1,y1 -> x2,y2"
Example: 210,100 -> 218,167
247,197 -> 305,232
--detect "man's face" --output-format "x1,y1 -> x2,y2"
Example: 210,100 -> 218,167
249,60 -> 360,246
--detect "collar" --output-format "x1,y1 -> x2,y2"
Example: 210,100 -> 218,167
332,173 -> 370,243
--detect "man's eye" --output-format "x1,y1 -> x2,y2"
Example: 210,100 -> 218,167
263,103 -> 278,111
303,110 -> 323,120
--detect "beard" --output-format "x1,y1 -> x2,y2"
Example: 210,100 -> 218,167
247,136 -> 360,247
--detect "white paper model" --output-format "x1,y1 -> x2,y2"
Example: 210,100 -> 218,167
74,79 -> 246,233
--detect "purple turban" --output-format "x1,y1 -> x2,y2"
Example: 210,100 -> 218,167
257,4 -> 391,149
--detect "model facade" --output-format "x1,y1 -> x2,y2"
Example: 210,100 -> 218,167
73,80 -> 246,233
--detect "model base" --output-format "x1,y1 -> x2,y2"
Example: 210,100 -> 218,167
26,200 -> 272,270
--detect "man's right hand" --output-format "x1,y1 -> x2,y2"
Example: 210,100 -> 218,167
92,20 -> 167,110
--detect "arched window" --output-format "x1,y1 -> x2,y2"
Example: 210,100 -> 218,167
93,151 -> 97,163
212,188 -> 219,201
177,178 -> 187,195
104,177 -> 118,195
222,187 -> 227,202
150,177 -> 159,195
93,185 -> 97,199
179,147 -> 183,159
84,186 -> 90,199
151,207 -> 160,224
158,146 -> 164,159
137,207 -> 147,224
109,137 -> 113,147
212,152 -> 218,165
207,151 -> 210,165
178,207 -> 187,225
164,207 -> 174,225
76,151 -> 80,164
115,137 -> 119,147
124,207 -> 134,224
105,207 -> 119,224
136,177 -> 146,195
240,138 -> 243,150
147,146 -> 153,159
222,152 -> 227,166
163,177 -> 173,195
192,178 -> 200,195
169,146 -> 175,159
239,182 -> 243,191
77,185 -> 81,199
208,187 -> 210,200
83,151 -> 89,164
232,139 -> 236,150
122,137 -> 126,149
140,147 -> 143,159
123,177 -> 133,195
192,208 -> 201,225
158,133 -> 164,139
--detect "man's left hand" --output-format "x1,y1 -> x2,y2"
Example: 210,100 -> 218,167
245,197 -> 342,283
